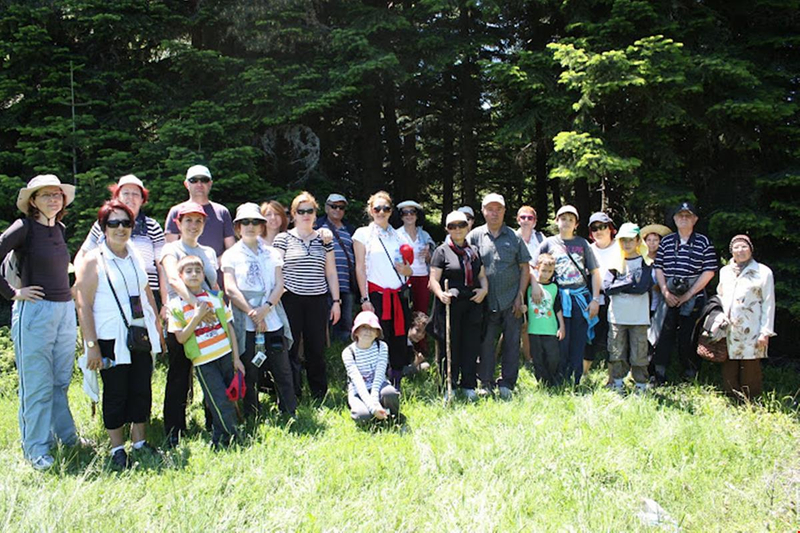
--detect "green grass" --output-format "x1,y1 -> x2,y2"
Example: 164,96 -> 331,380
1,335 -> 799,531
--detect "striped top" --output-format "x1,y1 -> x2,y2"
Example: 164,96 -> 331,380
167,291 -> 233,366
80,213 -> 166,293
342,340 -> 388,404
654,232 -> 717,278
273,230 -> 333,296
316,217 -> 355,293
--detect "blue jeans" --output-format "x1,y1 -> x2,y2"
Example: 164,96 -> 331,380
330,292 -> 355,343
559,294 -> 590,385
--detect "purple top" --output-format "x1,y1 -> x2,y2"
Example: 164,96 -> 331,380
0,219 -> 72,301
164,200 -> 234,258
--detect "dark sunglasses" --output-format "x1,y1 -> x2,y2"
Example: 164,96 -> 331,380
239,219 -> 265,226
518,215 -> 535,221
327,204 -> 346,210
590,223 -> 609,232
372,205 -> 392,213
187,176 -> 211,184
296,208 -> 315,215
447,222 -> 468,230
106,219 -> 133,229
401,209 -> 417,216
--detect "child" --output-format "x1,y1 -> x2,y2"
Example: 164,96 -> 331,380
342,311 -> 400,422
168,255 -> 245,448
603,223 -> 654,393
527,254 -> 566,386
537,206 -> 602,384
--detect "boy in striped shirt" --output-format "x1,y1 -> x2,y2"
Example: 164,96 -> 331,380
168,255 -> 244,448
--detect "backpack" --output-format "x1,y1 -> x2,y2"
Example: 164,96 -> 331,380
0,219 -> 32,290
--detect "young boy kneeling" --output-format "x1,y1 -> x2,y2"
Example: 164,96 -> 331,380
342,311 -> 400,422
168,255 -> 245,447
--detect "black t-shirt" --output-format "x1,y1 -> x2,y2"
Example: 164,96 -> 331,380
431,242 -> 483,295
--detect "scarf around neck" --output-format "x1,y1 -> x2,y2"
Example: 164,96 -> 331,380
446,235 -> 476,286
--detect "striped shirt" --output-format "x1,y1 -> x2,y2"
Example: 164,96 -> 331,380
654,232 -> 717,278
317,217 -> 354,293
80,214 -> 165,293
167,291 -> 233,366
273,230 -> 334,295
342,340 -> 388,401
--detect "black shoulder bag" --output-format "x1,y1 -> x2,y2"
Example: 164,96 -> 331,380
100,250 -> 151,353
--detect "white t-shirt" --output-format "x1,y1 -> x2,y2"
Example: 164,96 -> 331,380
607,256 -> 650,326
517,229 -> 545,266
591,240 -> 618,305
220,240 -> 283,332
396,226 -> 434,277
352,223 -> 404,290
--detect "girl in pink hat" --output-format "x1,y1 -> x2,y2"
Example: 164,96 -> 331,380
341,311 -> 400,422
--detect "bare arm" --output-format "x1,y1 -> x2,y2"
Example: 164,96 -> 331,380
325,248 -> 341,325
161,254 -> 197,305
429,267 -> 450,304
74,252 -> 103,370
354,240 -> 373,312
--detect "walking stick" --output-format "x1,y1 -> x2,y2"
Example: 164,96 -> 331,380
445,279 -> 453,404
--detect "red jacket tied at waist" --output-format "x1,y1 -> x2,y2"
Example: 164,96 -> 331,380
368,281 -> 406,336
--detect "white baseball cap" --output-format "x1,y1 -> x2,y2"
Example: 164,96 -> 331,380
481,193 -> 505,208
185,164 -> 212,181
445,211 -> 468,226
457,206 -> 475,217
326,193 -> 347,204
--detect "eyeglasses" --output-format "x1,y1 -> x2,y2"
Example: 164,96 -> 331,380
590,223 -> 609,232
36,192 -> 63,201
466,215 -> 474,221
372,205 -> 392,213
239,219 -> 265,226
401,209 -> 417,216
327,204 -> 346,210
106,219 -> 133,229
187,176 -> 211,184
518,215 -> 535,221
295,208 -> 315,216
447,222 -> 468,230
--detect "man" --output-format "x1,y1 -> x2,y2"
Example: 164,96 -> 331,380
315,193 -> 357,342
467,193 -> 536,399
653,201 -> 717,384
164,165 -> 235,262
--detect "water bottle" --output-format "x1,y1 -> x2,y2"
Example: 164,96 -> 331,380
101,358 -> 116,370
253,332 -> 267,368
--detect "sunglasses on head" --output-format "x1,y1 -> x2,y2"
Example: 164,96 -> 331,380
296,208 -> 315,216
372,205 -> 392,213
518,215 -> 535,221
239,219 -> 265,226
106,219 -> 132,229
187,176 -> 211,184
447,222 -> 468,230
327,204 -> 346,210
401,209 -> 417,216
590,223 -> 609,232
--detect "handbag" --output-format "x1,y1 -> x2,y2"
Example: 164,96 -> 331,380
377,234 -> 412,311
100,250 -> 151,353
697,336 -> 729,363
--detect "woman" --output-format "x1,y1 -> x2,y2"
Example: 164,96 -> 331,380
260,200 -> 289,246
273,192 -> 341,400
353,191 -> 413,389
516,205 -> 546,366
75,200 -> 162,469
159,201 -> 219,446
586,211 -> 617,376
717,235 -> 776,400
0,175 -> 79,470
75,174 -> 168,315
222,203 -> 297,416
429,211 -> 488,401
396,200 -> 434,363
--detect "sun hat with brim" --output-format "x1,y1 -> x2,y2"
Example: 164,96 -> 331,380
397,200 -> 423,212
556,205 -> 579,219
17,174 -> 75,215
185,164 -> 212,181
116,174 -> 145,191
640,224 -> 672,239
445,211 -> 468,226
351,311 -> 383,341
175,201 -> 208,220
233,202 -> 267,223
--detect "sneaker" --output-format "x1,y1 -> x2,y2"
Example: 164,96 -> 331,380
498,386 -> 513,400
31,454 -> 55,471
111,449 -> 130,470
461,388 -> 478,402
634,382 -> 648,395
135,442 -> 159,455
475,386 -> 492,398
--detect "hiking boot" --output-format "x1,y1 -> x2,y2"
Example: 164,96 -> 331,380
461,388 -> 478,402
498,386 -> 513,400
111,449 -> 130,470
31,454 -> 55,471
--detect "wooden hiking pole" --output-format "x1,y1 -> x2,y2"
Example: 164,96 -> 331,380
445,279 -> 452,403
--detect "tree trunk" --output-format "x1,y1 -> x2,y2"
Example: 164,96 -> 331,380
574,178 -> 591,238
534,121 -> 549,223
441,122 -> 455,226
382,80 -> 408,198
358,88 -> 383,193
458,5 -> 479,209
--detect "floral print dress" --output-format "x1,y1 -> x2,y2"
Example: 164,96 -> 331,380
717,260 -> 776,360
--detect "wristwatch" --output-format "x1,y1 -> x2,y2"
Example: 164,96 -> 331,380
86,340 -> 96,349
360,296 -> 370,304
332,298 -> 342,304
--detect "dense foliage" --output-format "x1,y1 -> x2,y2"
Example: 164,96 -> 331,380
1,0 -> 798,351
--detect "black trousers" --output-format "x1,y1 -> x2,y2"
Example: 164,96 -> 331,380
369,291 -> 411,371
436,298 -> 481,390
653,299 -> 703,377
241,329 -> 297,415
282,291 -> 329,400
163,333 -> 191,438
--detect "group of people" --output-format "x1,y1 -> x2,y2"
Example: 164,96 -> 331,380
0,168 -> 776,471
